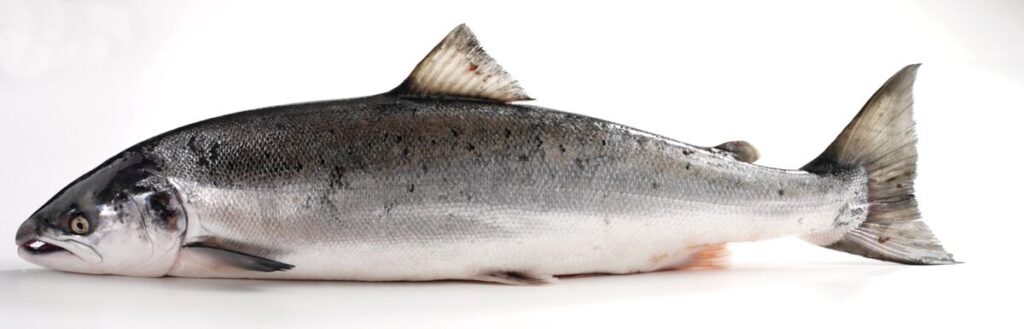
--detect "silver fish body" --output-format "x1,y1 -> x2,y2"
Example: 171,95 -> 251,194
151,96 -> 865,281
14,25 -> 955,283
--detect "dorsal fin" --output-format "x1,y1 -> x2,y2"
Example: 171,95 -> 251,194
390,24 -> 532,103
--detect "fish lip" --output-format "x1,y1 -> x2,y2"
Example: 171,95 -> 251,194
18,238 -> 70,255
16,236 -> 101,264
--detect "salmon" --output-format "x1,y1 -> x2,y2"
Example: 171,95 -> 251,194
15,24 -> 956,284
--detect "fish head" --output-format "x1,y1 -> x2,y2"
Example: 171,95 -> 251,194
15,152 -> 186,277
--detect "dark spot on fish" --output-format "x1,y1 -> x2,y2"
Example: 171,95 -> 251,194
534,136 -> 543,148
651,182 -> 659,189
601,140 -> 607,146
146,191 -> 180,230
318,155 -> 326,166
195,153 -> 209,167
682,149 -> 695,156
832,206 -> 850,228
465,143 -> 475,151
318,192 -> 338,212
408,184 -> 415,193
186,136 -> 201,153
186,135 -> 220,167
685,163 -> 691,170
878,236 -> 891,244
574,158 -> 585,170
207,142 -> 221,163
421,163 -> 429,173
896,183 -> 903,188
456,190 -> 474,202
778,189 -> 785,196
300,195 -> 315,209
518,154 -> 529,162
558,144 -> 566,153
450,128 -> 460,138
330,165 -> 351,189
294,163 -> 304,173
504,128 -> 512,138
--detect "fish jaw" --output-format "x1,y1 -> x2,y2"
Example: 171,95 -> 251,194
16,219 -> 105,274
17,221 -> 74,262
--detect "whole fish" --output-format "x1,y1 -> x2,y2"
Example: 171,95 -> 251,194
15,24 -> 955,284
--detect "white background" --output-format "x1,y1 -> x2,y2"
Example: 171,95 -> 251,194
1,0 -> 1021,328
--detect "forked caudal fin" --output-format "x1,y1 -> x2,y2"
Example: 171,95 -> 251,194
801,64 -> 957,265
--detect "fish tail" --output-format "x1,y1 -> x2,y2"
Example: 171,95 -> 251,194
800,64 -> 957,265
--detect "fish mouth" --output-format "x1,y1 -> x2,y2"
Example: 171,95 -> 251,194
19,239 -> 69,255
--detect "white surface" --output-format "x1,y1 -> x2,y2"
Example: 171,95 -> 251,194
0,0 -> 1021,328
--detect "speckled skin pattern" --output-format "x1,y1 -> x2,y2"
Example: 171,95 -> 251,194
124,95 -> 867,281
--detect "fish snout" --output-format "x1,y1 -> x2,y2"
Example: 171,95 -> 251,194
15,218 -> 37,246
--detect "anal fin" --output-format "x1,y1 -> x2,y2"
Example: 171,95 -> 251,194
182,242 -> 294,272
475,271 -> 557,285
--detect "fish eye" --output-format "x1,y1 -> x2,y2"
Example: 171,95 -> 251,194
69,215 -> 90,235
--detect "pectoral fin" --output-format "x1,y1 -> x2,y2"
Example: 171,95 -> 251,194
182,242 -> 294,272
475,271 -> 557,285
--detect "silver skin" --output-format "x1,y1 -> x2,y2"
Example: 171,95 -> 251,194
15,95 -> 867,281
